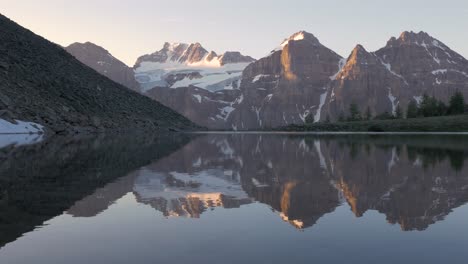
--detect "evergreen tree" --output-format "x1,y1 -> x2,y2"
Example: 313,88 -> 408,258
436,100 -> 448,116
338,111 -> 345,122
365,106 -> 372,120
419,94 -> 438,117
375,111 -> 392,120
348,103 -> 361,121
407,100 -> 419,118
395,105 -> 403,119
305,113 -> 314,124
449,90 -> 465,115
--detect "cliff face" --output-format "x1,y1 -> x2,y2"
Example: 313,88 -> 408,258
228,31 -> 343,129
324,45 -> 407,119
322,31 -> 468,121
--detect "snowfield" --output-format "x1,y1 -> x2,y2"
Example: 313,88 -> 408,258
135,55 -> 251,92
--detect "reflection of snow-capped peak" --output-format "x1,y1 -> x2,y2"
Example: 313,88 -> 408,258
133,168 -> 251,218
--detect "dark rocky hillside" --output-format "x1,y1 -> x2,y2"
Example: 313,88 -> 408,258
0,14 -> 197,134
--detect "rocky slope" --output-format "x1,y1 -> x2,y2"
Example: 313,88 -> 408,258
0,14 -> 197,134
65,42 -> 140,93
145,86 -> 242,129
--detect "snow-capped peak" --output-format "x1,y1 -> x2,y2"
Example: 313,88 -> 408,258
271,31 -> 320,53
134,42 -> 255,92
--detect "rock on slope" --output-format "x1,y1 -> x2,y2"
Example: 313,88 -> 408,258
0,14 -> 197,134
65,42 -> 140,93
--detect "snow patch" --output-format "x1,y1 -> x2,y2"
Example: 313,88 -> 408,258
314,91 -> 328,123
252,178 -> 269,188
314,140 -> 327,170
329,58 -> 347,80
0,119 -> 44,134
252,74 -> 269,83
432,69 -> 468,78
379,59 -> 408,85
272,32 -> 306,53
387,147 -> 399,173
192,94 -> 202,103
413,96 -> 423,105
0,134 -> 44,149
387,88 -> 398,115
218,106 -> 235,121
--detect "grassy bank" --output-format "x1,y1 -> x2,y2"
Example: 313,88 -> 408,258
280,115 -> 468,132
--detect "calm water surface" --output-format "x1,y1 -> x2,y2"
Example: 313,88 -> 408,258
0,133 -> 468,264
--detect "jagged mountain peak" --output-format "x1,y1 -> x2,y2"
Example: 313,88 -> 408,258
343,44 -> 377,68
162,42 -> 189,51
136,41 -> 255,68
398,30 -> 434,42
350,44 -> 369,57
385,30 -> 447,49
178,43 -> 209,64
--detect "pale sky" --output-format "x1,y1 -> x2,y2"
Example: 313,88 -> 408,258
1,0 -> 467,66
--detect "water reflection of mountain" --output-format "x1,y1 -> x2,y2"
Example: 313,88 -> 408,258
66,134 -> 468,231
0,134 -> 192,248
2,133 -> 468,249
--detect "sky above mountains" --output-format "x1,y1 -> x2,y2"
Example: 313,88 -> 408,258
1,0 -> 467,66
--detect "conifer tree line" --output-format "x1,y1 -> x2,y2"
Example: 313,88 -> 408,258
307,91 -> 467,123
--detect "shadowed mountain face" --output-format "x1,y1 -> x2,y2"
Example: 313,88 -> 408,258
0,14 -> 196,134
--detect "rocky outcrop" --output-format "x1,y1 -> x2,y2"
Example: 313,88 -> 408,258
0,14 -> 197,134
65,42 -> 140,93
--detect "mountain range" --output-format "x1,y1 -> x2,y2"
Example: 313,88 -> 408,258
65,30 -> 468,130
